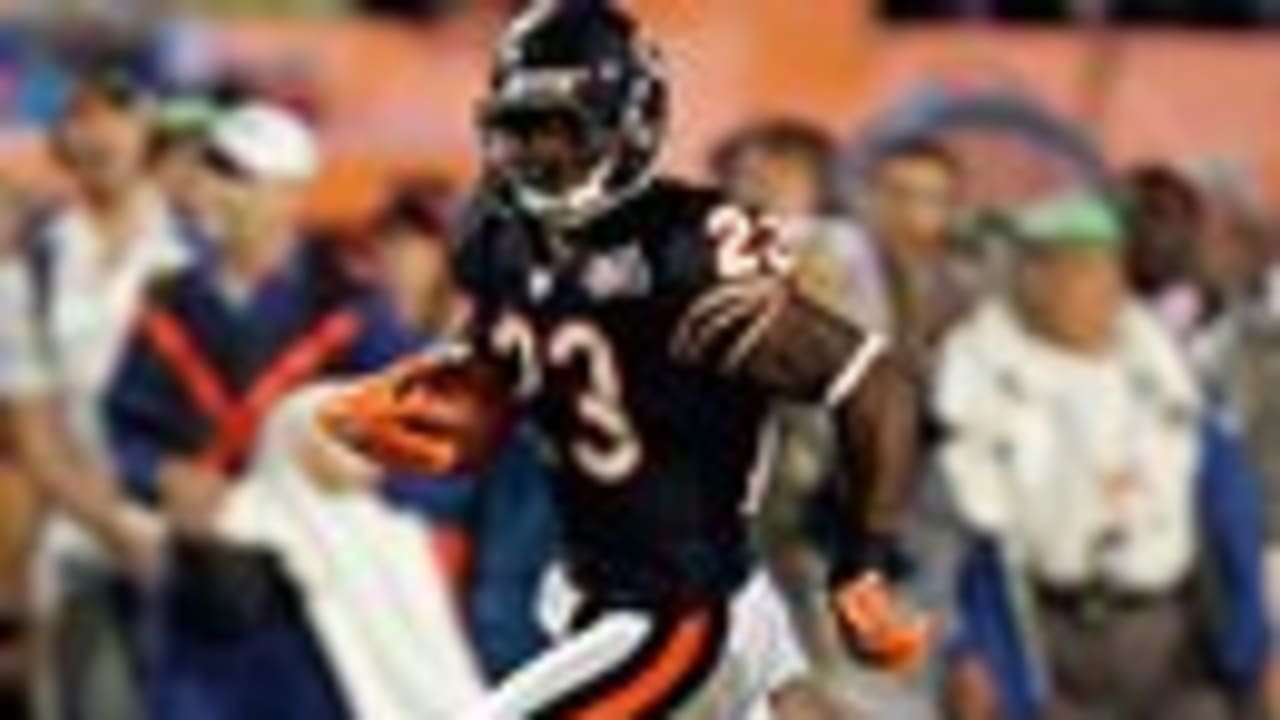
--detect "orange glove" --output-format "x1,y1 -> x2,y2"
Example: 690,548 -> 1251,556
319,354 -> 510,475
832,571 -> 933,675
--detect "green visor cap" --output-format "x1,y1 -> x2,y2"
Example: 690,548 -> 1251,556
1009,192 -> 1126,251
154,96 -> 220,137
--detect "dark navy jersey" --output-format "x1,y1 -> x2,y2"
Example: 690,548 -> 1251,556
455,178 -> 797,606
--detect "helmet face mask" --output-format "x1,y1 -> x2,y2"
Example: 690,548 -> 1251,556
479,3 -> 667,226
481,97 -> 612,219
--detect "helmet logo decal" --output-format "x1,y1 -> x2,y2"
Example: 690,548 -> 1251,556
499,69 -> 588,102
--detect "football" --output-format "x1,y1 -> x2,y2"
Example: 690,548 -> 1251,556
320,354 -> 513,475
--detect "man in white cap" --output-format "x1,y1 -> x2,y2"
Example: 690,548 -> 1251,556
102,101 -> 415,720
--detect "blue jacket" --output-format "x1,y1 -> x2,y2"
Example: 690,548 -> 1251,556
951,418 -> 1270,718
105,242 -> 412,500
106,242 -> 415,720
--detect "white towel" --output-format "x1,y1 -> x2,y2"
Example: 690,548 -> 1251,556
216,383 -> 487,719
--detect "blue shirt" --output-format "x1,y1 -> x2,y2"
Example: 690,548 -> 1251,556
105,241 -> 413,501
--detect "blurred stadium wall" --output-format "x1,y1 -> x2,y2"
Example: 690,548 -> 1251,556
0,1 -> 1278,222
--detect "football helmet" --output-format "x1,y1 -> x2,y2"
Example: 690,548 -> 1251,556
478,0 -> 668,226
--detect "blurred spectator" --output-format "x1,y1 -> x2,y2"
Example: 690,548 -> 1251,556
710,117 -> 844,218
858,136 -> 978,364
1122,163 -> 1213,345
1120,164 -> 1280,626
0,64 -> 198,720
709,118 -> 888,327
935,193 -> 1268,719
1142,167 -> 1280,669
1207,242 -> 1280,710
149,93 -> 222,227
369,179 -> 465,336
103,102 -> 408,719
0,176 -> 38,720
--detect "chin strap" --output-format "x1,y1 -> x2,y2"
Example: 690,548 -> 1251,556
516,153 -> 659,231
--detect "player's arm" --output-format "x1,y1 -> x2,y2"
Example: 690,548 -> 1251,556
747,294 -> 930,672
677,280 -> 914,533
316,346 -> 513,476
672,205 -> 927,672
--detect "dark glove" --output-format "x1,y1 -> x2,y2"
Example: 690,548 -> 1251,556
166,535 -> 302,642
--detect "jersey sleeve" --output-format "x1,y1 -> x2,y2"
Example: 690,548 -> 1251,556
667,200 -> 887,406
669,197 -> 914,559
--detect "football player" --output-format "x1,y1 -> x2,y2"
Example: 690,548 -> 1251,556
323,1 -> 929,716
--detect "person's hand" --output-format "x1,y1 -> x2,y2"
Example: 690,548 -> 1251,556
1262,652 -> 1280,720
157,461 -> 230,536
946,653 -> 1002,720
107,503 -> 168,586
298,394 -> 382,493
831,571 -> 933,675
318,353 -> 510,475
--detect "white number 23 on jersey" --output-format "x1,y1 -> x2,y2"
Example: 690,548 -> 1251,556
491,314 -> 642,484
706,205 -> 794,280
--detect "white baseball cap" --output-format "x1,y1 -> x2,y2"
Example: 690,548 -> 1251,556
208,102 -> 319,183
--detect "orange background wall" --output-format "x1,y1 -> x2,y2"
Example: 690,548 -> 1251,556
6,2 -> 1280,221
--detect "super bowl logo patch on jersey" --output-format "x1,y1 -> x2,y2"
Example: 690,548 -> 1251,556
528,267 -> 555,303
579,244 -> 653,300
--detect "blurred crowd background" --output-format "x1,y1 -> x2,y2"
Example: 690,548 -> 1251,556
3,1 -> 1280,719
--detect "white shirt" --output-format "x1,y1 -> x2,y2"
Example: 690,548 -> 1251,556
0,187 -> 192,464
0,188 -> 193,590
935,301 -> 1201,592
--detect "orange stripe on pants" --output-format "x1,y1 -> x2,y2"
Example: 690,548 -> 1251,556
573,611 -> 712,720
